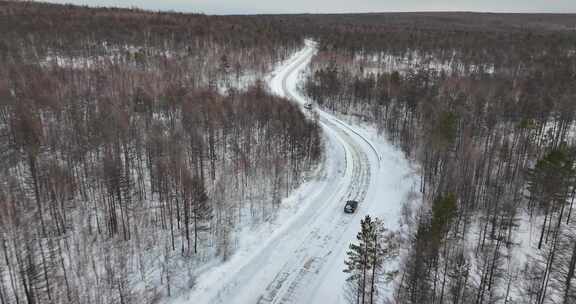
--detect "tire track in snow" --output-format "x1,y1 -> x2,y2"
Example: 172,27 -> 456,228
257,41 -> 376,304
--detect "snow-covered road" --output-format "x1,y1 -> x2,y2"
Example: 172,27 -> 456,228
259,41 -> 376,304
175,41 -> 418,304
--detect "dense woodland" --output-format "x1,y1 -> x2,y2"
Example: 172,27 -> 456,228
0,2 -> 321,303
302,13 -> 576,304
3,1 -> 576,304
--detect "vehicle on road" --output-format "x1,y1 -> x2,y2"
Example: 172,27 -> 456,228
304,102 -> 313,110
344,200 -> 359,213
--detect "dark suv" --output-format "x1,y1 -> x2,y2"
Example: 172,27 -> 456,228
344,200 -> 359,213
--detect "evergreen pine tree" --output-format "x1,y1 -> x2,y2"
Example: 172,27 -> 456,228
430,192 -> 457,250
527,147 -> 575,249
344,215 -> 399,304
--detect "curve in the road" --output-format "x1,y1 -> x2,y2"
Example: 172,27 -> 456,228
184,41 -> 383,304
278,42 -> 381,168
257,41 -> 379,304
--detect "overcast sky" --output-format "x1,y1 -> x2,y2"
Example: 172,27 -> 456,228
42,0 -> 576,14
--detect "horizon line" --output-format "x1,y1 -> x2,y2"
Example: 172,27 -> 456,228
33,1 -> 576,16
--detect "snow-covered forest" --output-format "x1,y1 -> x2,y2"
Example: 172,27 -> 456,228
2,2 -> 576,304
302,13 -> 576,304
0,2 -> 321,303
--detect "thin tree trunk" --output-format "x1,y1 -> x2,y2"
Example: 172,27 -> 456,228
563,241 -> 576,304
37,238 -> 51,301
29,155 -> 47,237
370,233 -> 377,304
362,240 -> 369,304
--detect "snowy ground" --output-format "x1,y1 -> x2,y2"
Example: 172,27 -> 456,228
169,41 -> 419,304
